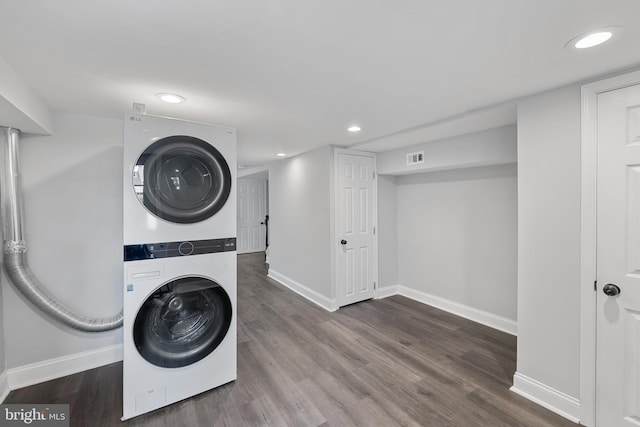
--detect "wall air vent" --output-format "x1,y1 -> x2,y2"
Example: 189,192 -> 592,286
406,151 -> 424,166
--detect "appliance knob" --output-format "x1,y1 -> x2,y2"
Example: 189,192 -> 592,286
178,241 -> 195,256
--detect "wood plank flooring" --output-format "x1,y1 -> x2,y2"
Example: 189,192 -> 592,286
5,253 -> 579,426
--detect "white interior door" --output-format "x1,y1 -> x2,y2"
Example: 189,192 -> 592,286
336,151 -> 376,307
596,83 -> 640,426
237,178 -> 266,254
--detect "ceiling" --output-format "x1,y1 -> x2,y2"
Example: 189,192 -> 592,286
0,0 -> 639,166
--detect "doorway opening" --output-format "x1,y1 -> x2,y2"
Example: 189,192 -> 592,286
237,170 -> 269,258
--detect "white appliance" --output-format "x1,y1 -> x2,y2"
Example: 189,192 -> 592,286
122,113 -> 237,420
122,251 -> 236,420
123,113 -> 236,245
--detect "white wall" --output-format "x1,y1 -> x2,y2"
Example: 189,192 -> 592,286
267,146 -> 333,299
396,164 -> 518,321
377,125 -> 517,175
0,281 -> 6,396
515,84 -> 581,400
2,111 -> 122,369
0,55 -> 53,135
377,175 -> 398,289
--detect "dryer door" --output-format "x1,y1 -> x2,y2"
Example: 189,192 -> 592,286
133,136 -> 232,224
133,276 -> 232,368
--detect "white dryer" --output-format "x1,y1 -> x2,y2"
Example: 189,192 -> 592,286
123,113 -> 236,244
122,248 -> 236,420
122,113 -> 237,420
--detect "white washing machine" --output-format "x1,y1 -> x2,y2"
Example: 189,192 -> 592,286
122,113 -> 237,419
122,250 -> 237,420
123,113 -> 236,244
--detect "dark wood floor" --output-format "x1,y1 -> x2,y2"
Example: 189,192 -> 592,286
6,253 -> 578,426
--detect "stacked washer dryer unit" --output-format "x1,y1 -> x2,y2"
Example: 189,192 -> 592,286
122,113 -> 237,420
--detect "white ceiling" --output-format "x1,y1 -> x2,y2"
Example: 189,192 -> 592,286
0,0 -> 639,166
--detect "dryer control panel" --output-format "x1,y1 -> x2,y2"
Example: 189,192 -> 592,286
124,238 -> 236,261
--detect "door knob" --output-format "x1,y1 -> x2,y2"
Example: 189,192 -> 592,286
340,239 -> 347,245
603,283 -> 621,296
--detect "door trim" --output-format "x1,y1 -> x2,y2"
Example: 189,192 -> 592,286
332,148 -> 379,306
580,70 -> 640,427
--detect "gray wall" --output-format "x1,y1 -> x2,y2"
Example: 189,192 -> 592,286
0,281 -> 5,379
2,112 -> 122,368
396,164 -> 518,320
377,125 -> 517,175
516,84 -> 581,399
377,175 -> 398,289
267,146 -> 333,298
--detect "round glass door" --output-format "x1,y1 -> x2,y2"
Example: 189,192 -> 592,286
133,136 -> 232,224
133,276 -> 232,368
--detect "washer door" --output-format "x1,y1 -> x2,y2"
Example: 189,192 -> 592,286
133,276 -> 233,368
133,135 -> 232,224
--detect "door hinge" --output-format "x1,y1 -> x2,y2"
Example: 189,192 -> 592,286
374,281 -> 377,289
373,226 -> 376,235
594,280 -> 597,291
373,171 -> 376,179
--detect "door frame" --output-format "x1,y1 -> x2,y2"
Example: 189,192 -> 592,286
332,148 -> 379,306
580,69 -> 640,427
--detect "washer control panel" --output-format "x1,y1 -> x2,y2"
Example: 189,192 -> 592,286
124,238 -> 236,261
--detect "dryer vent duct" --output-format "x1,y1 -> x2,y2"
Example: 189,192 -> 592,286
1,127 -> 122,332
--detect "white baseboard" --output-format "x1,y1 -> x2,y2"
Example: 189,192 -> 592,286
0,370 -> 9,402
511,372 -> 580,423
267,269 -> 338,312
379,285 -> 517,336
398,286 -> 517,336
375,285 -> 399,299
8,344 -> 123,391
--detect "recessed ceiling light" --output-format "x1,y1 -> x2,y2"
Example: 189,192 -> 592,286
348,126 -> 361,132
566,26 -> 622,50
156,93 -> 186,104
276,153 -> 287,157
575,31 -> 612,48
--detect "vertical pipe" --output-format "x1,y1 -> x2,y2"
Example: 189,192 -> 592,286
1,128 -> 24,250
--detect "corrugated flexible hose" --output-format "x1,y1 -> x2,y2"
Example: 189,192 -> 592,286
1,127 -> 122,332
